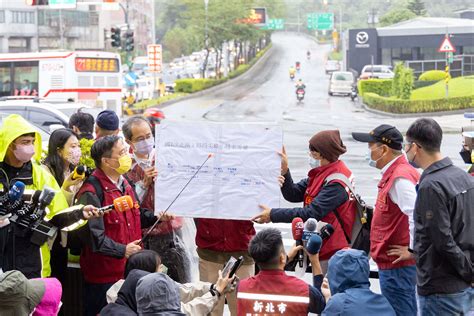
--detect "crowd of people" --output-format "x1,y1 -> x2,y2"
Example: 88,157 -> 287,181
0,107 -> 472,316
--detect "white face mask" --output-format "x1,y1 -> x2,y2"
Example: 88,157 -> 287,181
133,137 -> 155,156
309,156 -> 320,169
368,146 -> 383,169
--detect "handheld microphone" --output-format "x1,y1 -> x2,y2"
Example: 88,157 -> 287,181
30,187 -> 55,221
306,234 -> 323,255
291,217 -> 304,267
319,223 -> 335,240
302,218 -> 317,242
97,196 -> 133,213
8,181 -> 26,210
71,165 -> 86,181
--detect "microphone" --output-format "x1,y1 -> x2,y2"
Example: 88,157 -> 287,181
306,234 -> 323,255
71,165 -> 86,181
97,196 -> 133,213
291,217 -> 304,267
17,190 -> 41,216
30,187 -> 55,221
319,223 -> 335,240
9,181 -> 25,202
302,218 -> 317,242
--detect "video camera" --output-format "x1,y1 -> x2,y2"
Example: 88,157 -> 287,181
0,182 -> 57,246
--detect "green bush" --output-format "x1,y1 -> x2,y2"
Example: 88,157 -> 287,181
413,80 -> 439,89
419,70 -> 445,81
175,78 -> 227,93
358,79 -> 393,97
363,92 -> 474,114
391,63 -> 404,97
228,64 -> 250,79
399,67 -> 414,100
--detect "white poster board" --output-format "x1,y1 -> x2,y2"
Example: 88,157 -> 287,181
154,121 -> 282,220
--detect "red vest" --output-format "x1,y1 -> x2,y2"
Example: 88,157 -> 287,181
76,168 -> 142,284
371,156 -> 419,270
237,270 -> 309,316
196,218 -> 255,252
126,161 -> 183,236
304,160 -> 357,261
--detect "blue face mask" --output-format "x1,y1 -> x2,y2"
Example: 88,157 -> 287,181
367,146 -> 383,169
309,156 -> 320,169
405,143 -> 420,169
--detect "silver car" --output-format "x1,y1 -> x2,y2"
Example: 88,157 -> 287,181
328,72 -> 355,96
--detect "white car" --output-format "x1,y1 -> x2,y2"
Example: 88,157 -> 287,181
328,72 -> 355,96
360,65 -> 394,80
0,97 -> 103,132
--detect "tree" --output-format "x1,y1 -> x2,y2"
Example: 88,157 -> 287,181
379,8 -> 416,27
407,0 -> 427,16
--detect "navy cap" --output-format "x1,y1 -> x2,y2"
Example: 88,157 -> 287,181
96,110 -> 119,131
352,124 -> 403,150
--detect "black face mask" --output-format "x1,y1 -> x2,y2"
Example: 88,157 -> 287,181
459,148 -> 473,164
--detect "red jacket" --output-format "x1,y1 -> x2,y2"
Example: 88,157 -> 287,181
195,218 -> 255,252
304,161 -> 357,260
371,156 -> 419,270
76,169 -> 142,284
237,270 -> 310,316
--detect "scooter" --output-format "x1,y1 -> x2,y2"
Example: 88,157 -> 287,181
296,62 -> 301,72
350,86 -> 358,102
296,88 -> 305,102
290,73 -> 295,80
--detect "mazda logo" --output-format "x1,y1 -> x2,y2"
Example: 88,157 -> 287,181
356,32 -> 369,44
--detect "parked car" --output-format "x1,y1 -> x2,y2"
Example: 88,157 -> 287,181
0,111 -> 51,148
0,97 -> 102,133
328,71 -> 355,96
325,60 -> 341,74
359,65 -> 394,80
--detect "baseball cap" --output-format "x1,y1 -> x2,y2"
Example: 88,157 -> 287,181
352,124 -> 403,150
96,110 -> 119,131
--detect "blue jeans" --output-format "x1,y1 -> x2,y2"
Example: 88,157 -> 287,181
417,287 -> 473,316
379,266 -> 417,316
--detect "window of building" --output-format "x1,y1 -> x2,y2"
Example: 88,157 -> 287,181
0,11 -> 5,23
11,11 -> 35,24
463,46 -> 474,54
382,48 -> 391,65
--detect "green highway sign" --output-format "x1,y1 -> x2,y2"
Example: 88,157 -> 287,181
307,13 -> 334,30
264,19 -> 285,30
49,0 -> 77,9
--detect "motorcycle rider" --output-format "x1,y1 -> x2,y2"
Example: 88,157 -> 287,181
307,50 -> 311,60
289,66 -> 296,79
295,79 -> 306,100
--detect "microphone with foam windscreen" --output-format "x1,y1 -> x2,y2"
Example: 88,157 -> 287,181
8,181 -> 26,210
30,187 -> 56,221
303,218 -> 317,242
306,234 -> 323,255
71,165 -> 86,181
319,223 -> 335,241
291,217 -> 304,267
97,195 -> 133,214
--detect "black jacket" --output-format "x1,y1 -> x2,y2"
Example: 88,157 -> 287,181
414,157 -> 474,295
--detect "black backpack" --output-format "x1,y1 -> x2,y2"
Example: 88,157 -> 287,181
324,173 -> 373,255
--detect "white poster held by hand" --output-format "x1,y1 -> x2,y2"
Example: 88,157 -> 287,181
154,121 -> 282,220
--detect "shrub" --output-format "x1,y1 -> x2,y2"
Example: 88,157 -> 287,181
399,67 -> 414,100
419,70 -> 445,82
358,79 -> 392,97
175,78 -> 227,93
413,80 -> 439,89
363,92 -> 474,113
228,64 -> 250,79
391,63 -> 404,97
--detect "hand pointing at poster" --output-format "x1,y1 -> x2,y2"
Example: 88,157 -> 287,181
251,205 -> 272,224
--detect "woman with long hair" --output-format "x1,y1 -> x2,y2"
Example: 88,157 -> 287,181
43,128 -> 84,300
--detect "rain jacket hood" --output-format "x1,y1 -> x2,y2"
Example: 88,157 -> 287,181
0,114 -> 43,163
327,249 -> 370,294
323,249 -> 396,316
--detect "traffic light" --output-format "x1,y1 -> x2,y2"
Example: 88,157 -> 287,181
111,27 -> 121,48
124,30 -> 134,52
